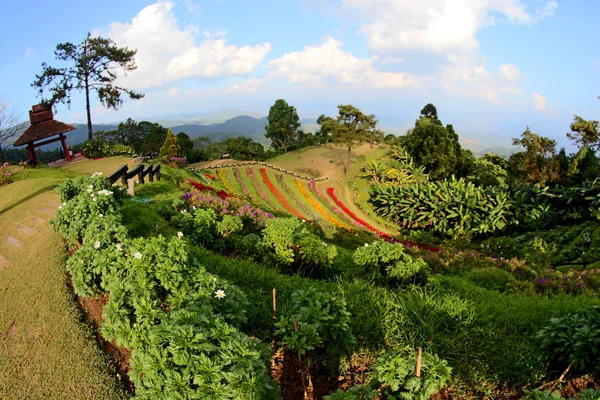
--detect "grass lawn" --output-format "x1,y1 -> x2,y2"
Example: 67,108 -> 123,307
61,156 -> 140,177
0,177 -> 125,399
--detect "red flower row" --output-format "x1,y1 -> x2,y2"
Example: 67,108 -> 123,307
260,168 -> 306,220
327,187 -> 391,239
205,173 -> 216,180
186,179 -> 232,200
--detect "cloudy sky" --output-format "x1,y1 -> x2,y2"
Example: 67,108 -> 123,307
1,0 -> 598,149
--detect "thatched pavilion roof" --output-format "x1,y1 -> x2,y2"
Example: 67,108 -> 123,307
13,105 -> 75,147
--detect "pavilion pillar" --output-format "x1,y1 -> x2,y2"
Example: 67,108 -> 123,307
59,133 -> 72,161
27,144 -> 37,165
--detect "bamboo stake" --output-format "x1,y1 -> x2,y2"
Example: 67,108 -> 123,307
293,315 -> 308,399
271,289 -> 277,345
416,347 -> 422,378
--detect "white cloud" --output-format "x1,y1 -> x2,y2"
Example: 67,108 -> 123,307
101,2 -> 272,89
533,92 -> 547,110
24,48 -> 34,59
343,0 -> 557,56
498,63 -> 521,81
267,37 -> 419,89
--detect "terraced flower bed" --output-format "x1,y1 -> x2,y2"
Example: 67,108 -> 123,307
260,168 -> 306,220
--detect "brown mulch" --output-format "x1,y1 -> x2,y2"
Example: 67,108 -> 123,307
75,293 -> 134,394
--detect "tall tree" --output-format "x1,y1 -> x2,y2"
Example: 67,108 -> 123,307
0,99 -> 21,163
403,117 -> 458,180
420,103 -> 441,125
32,33 -> 144,140
265,99 -> 301,154
568,115 -> 599,152
321,104 -> 383,176
315,114 -> 333,145
159,129 -> 181,159
177,132 -> 194,157
509,127 -> 561,186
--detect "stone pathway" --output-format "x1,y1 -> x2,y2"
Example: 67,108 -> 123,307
16,224 -> 38,236
6,236 -> 22,248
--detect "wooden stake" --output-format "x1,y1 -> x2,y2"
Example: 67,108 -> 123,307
271,289 -> 277,346
416,347 -> 422,379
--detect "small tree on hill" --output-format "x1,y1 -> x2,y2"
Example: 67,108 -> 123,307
32,33 -> 144,140
0,98 -> 21,163
265,99 -> 301,154
159,129 -> 181,159
322,104 -> 383,176
568,115 -> 600,152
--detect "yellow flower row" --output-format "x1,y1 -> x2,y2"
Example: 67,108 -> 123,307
217,169 -> 239,196
295,179 -> 353,233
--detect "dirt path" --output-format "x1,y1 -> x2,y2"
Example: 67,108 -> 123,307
0,179 -> 125,399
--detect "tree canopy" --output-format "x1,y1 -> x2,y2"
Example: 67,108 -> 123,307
159,129 -> 181,159
568,115 -> 600,152
265,99 -> 301,154
509,127 -> 562,186
321,104 -> 384,175
32,33 -> 144,140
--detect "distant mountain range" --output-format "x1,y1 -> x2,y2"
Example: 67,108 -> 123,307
7,109 -> 516,157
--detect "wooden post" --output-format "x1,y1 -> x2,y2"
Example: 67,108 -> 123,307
27,144 -> 37,165
127,179 -> 135,197
416,347 -> 422,379
59,133 -> 72,161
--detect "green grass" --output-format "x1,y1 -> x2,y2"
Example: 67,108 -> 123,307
0,177 -> 125,399
61,156 -> 139,176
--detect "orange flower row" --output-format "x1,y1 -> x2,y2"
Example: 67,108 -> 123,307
295,179 -> 352,232
260,168 -> 306,220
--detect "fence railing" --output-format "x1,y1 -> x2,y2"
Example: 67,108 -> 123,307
189,161 -> 327,181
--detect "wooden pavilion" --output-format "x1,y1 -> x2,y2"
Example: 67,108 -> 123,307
13,104 -> 76,165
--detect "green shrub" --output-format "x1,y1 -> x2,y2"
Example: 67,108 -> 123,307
129,307 -> 280,400
216,215 -> 244,238
464,268 -> 516,292
83,139 -> 109,158
536,306 -> 600,373
276,288 -> 355,374
353,241 -> 428,285
324,385 -> 378,400
371,350 -> 452,400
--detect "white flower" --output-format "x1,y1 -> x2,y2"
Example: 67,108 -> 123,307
116,243 -> 123,252
214,289 -> 226,300
97,189 -> 113,196
58,205 -> 63,210
302,219 -> 306,223
364,243 -> 369,247
94,241 -> 101,249
91,172 -> 103,177
62,202 -> 67,206
180,210 -> 187,214
99,214 -> 104,217
133,252 -> 142,259
177,231 -> 184,239
88,185 -> 94,189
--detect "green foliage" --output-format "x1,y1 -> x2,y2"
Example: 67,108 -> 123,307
265,99 -> 301,154
352,241 -> 428,285
32,33 -> 143,140
324,385 -> 379,400
176,131 -> 194,156
536,306 -> 600,373
370,176 -> 513,238
216,215 -> 244,238
276,288 -> 355,363
261,217 -> 338,274
510,128 -> 562,187
467,156 -> 509,188
129,307 -> 280,400
52,175 -> 127,244
371,350 -> 452,400
568,115 -> 600,152
402,110 -> 460,180
320,104 -> 384,174
521,389 -> 600,400
159,129 -> 181,159
83,139 -> 109,158
175,208 -> 218,245
464,268 -> 516,292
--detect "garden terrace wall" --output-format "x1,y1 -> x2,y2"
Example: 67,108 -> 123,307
191,161 -> 328,181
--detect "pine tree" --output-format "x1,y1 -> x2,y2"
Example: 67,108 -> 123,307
159,129 -> 181,159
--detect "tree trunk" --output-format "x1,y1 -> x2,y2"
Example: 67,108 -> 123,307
83,38 -> 93,141
0,147 -> 5,163
346,145 -> 352,176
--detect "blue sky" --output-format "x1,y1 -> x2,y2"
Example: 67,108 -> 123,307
1,0 -> 598,151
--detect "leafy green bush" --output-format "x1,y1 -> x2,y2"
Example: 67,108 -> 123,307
262,218 -> 338,275
83,139 -> 110,158
324,385 -> 378,400
371,350 -> 452,400
521,389 -> 600,400
464,268 -> 516,292
536,306 -> 600,373
369,176 -> 513,238
129,307 -> 280,400
276,288 -> 355,374
353,241 -> 428,285
174,208 -> 218,245
216,215 -> 244,238
107,143 -> 135,156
